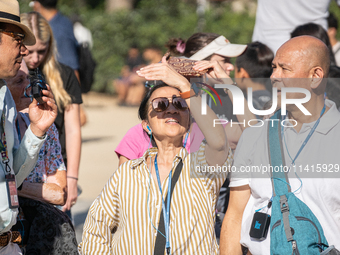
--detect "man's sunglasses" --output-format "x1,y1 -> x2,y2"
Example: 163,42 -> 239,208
0,30 -> 25,45
151,96 -> 188,112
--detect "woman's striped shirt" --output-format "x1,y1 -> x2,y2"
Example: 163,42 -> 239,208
79,141 -> 233,254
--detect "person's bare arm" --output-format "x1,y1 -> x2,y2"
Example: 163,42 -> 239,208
225,124 -> 243,151
63,104 -> 82,211
220,185 -> 251,255
118,156 -> 129,166
74,70 -> 80,84
18,170 -> 67,205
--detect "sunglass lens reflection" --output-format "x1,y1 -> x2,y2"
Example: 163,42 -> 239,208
173,98 -> 188,110
152,97 -> 188,112
153,98 -> 169,112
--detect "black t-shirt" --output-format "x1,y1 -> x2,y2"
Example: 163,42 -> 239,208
53,63 -> 83,160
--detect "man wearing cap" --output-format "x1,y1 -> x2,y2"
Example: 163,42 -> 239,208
0,0 -> 57,251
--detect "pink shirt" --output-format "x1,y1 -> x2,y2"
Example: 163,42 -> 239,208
115,123 -> 206,160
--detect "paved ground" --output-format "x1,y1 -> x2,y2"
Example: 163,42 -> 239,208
72,92 -> 140,243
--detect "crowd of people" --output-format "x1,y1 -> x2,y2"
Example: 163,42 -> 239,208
1,0 -> 340,254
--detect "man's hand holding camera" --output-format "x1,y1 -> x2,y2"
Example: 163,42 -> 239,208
28,84 -> 58,138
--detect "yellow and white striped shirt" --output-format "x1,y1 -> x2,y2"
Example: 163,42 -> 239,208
79,142 -> 233,254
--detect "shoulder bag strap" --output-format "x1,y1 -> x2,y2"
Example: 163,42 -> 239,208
267,111 -> 290,197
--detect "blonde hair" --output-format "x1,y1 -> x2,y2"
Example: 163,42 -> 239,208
20,12 -> 72,111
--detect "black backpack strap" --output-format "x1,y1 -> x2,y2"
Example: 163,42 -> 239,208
154,159 -> 183,255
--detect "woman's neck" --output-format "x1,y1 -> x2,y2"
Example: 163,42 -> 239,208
156,141 -> 182,166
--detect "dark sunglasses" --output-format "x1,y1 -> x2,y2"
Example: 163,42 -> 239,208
151,95 -> 188,112
0,30 -> 25,45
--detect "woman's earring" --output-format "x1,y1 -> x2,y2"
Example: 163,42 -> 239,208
147,126 -> 152,135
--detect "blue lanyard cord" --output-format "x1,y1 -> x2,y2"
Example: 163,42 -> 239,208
255,196 -> 273,213
281,104 -> 326,193
147,133 -> 167,239
155,154 -> 172,253
183,131 -> 189,149
281,104 -> 326,166
255,177 -> 293,213
147,157 -> 167,239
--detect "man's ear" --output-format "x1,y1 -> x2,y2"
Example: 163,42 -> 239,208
239,68 -> 250,79
310,66 -> 324,89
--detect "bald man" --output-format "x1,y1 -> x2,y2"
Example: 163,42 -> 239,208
220,36 -> 340,254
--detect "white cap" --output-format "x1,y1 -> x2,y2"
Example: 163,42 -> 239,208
189,35 -> 247,61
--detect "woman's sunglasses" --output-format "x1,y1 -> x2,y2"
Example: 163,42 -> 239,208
151,95 -> 188,112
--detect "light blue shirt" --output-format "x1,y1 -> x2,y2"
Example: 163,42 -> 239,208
0,84 -> 45,234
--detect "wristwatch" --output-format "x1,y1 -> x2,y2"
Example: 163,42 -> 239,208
180,83 -> 200,99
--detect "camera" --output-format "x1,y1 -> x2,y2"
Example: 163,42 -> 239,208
29,68 -> 47,104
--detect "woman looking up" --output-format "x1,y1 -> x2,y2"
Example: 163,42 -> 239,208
79,57 -> 232,254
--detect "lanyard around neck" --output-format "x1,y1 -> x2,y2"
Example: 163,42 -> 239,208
154,154 -> 172,254
0,111 -> 11,174
281,104 -> 326,166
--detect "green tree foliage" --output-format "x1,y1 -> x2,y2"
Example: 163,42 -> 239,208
20,0 -> 256,93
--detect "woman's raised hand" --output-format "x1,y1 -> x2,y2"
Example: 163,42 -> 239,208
194,60 -> 233,84
136,56 -> 191,93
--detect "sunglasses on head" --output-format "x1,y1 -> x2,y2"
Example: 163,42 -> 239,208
151,95 -> 188,112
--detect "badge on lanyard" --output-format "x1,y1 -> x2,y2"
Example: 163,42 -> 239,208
5,174 -> 19,209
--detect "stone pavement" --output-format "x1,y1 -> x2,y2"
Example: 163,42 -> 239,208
71,92 -> 140,243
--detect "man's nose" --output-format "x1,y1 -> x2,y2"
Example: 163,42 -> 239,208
20,44 -> 29,56
270,70 -> 282,86
271,67 -> 281,80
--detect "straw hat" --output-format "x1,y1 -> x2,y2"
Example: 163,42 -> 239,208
0,0 -> 35,45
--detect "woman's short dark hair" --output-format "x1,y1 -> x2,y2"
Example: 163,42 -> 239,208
138,83 -> 172,120
291,23 -> 336,65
